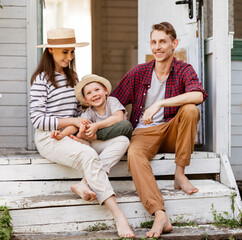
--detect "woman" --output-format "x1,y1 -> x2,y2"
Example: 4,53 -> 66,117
30,28 -> 135,238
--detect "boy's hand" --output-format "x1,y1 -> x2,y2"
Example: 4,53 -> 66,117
85,123 -> 98,139
51,130 -> 64,140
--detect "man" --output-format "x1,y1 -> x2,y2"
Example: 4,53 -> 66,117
111,22 -> 208,238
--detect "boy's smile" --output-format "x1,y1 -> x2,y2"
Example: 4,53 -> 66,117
83,82 -> 108,109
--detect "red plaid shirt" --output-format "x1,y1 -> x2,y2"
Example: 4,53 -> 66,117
111,58 -> 208,129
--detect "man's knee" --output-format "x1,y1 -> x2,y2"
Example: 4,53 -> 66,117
179,104 -> 200,121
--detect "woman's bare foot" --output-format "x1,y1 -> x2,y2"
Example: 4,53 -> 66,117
69,135 -> 90,146
146,210 -> 173,238
174,174 -> 199,194
104,196 -> 135,238
115,214 -> 135,238
70,178 -> 96,201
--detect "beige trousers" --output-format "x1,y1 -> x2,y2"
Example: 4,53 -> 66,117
91,136 -> 129,174
35,129 -> 115,204
128,104 -> 200,214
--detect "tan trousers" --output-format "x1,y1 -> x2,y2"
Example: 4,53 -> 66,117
128,104 -> 200,214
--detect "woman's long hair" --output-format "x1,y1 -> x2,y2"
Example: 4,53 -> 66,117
30,48 -> 78,88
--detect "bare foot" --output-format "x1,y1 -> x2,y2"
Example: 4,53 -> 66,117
115,213 -> 135,238
174,174 -> 199,194
69,135 -> 90,146
146,210 -> 173,238
70,178 -> 96,201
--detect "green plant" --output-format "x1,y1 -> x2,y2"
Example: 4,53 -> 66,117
170,214 -> 198,227
0,206 -> 13,240
211,204 -> 242,229
84,222 -> 110,232
140,220 -> 154,228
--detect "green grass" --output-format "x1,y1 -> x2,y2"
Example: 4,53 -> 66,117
0,206 -> 13,240
84,222 -> 111,232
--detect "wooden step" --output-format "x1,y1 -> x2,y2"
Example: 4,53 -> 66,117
0,152 -> 220,180
0,180 -> 236,233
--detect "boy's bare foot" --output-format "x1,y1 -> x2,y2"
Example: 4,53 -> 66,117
115,214 -> 135,238
174,174 -> 199,194
146,210 -> 173,238
70,178 -> 96,201
69,135 -> 90,146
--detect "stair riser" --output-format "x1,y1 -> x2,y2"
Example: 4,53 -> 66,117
10,196 -> 233,233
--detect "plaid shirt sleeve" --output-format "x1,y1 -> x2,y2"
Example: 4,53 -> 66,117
183,64 -> 208,101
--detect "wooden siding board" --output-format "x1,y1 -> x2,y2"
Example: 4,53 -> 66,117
0,127 -> 27,136
0,29 -> 26,43
0,56 -> 26,68
1,0 -> 26,6
231,115 -> 242,126
0,6 -> 26,19
231,148 -> 242,165
0,81 -> 26,93
0,69 -> 26,81
0,44 -> 26,56
0,106 -> 27,118
231,94 -> 242,105
0,136 -> 26,148
231,70 -> 242,84
0,19 -> 26,28
103,8 -> 137,18
231,105 -> 242,114
231,85 -> 242,94
0,118 -> 26,127
0,93 -> 27,105
231,136 -> 242,147
101,1 -> 137,8
231,126 -> 242,135
102,17 -> 138,25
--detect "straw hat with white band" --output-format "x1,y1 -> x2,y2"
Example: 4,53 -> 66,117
36,28 -> 89,48
75,74 -> 112,105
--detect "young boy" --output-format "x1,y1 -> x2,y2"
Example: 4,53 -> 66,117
51,74 -> 132,174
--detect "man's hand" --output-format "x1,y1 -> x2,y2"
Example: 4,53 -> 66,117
142,101 -> 163,125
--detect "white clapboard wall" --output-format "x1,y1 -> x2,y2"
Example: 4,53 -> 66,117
0,0 -> 27,148
231,60 -> 242,180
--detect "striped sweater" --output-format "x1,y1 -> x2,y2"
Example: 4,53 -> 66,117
30,72 -> 82,131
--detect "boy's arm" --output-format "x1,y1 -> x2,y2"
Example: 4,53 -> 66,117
85,111 -> 124,137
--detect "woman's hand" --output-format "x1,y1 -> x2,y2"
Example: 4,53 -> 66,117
142,101 -> 163,125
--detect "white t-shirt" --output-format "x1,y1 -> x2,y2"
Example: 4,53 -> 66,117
81,96 -> 126,122
136,69 -> 167,129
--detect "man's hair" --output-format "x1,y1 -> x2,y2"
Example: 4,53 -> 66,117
151,22 -> 177,40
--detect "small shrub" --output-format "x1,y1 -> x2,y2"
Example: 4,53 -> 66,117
0,206 -> 13,240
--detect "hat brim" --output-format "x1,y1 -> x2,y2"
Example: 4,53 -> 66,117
75,75 -> 112,105
36,42 -> 89,48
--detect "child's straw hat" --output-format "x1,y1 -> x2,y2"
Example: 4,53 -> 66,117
75,74 -> 112,104
36,28 -> 89,48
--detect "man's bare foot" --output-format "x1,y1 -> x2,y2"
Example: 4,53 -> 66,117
146,210 -> 173,238
69,135 -> 90,146
174,174 -> 199,194
70,178 -> 96,201
115,213 -> 135,238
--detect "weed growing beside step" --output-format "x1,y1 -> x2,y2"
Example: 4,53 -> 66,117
0,206 -> 13,240
211,204 -> 242,229
84,222 -> 111,232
